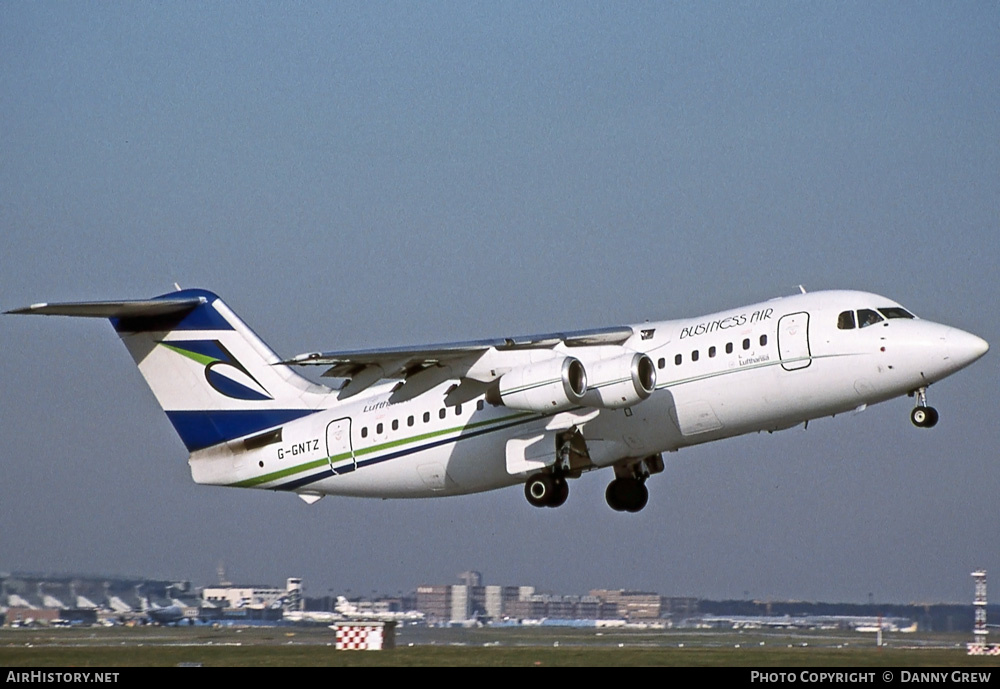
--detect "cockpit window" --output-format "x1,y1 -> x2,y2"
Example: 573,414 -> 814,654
878,307 -> 915,320
837,310 -> 856,330
857,309 -> 884,328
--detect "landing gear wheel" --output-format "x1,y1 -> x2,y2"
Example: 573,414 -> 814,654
625,481 -> 649,513
525,474 -> 555,507
911,405 -> 939,428
547,477 -> 569,508
606,481 -> 625,512
605,478 -> 649,513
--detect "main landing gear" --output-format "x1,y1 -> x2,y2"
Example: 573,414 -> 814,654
523,471 -> 651,511
524,473 -> 569,508
605,477 -> 648,513
605,454 -> 663,513
522,437 -> 663,513
909,387 -> 939,428
524,429 -> 583,508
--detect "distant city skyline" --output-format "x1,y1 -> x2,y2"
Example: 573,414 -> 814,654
3,568 -> 993,636
2,564 -> 992,610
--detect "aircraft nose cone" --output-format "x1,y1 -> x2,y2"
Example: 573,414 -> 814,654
947,328 -> 989,368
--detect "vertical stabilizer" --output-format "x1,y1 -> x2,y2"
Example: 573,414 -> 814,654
9,289 -> 329,452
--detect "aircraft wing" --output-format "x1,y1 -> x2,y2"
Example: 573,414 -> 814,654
283,326 -> 635,401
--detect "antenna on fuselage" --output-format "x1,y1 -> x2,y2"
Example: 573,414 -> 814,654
798,285 -> 807,294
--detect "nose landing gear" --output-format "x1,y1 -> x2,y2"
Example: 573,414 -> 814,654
910,387 -> 939,428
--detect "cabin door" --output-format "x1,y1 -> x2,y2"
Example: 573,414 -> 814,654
326,417 -> 356,475
778,312 -> 812,371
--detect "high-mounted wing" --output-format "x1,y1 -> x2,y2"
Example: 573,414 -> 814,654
282,326 -> 636,401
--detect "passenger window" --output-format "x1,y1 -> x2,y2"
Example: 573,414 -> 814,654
455,404 -> 462,416
376,423 -> 383,434
691,350 -> 699,362
476,400 -> 484,411
708,346 -> 716,358
858,309 -> 884,328
726,342 -> 733,354
439,408 -> 446,420
423,411 -> 430,423
407,415 -> 414,427
759,334 -> 767,347
742,338 -> 750,350
361,427 -> 368,439
392,419 -> 399,431
837,310 -> 856,330
674,354 -> 682,365
658,357 -> 665,369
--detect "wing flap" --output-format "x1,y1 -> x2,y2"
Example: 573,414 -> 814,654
335,364 -> 388,399
388,365 -> 455,403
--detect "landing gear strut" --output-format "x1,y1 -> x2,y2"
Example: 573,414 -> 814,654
523,427 -> 587,509
910,387 -> 939,428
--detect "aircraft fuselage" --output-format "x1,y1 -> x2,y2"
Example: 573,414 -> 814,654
184,290 -> 987,505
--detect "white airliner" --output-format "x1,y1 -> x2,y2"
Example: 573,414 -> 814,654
333,596 -> 425,623
8,288 -> 988,512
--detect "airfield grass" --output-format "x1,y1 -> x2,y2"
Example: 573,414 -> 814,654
2,626 -> 995,667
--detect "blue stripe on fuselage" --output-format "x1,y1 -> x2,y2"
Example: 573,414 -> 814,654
271,413 -> 544,492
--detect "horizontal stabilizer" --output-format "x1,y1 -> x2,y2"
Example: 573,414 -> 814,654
6,297 -> 204,319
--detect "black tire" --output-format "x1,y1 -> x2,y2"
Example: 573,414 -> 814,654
624,481 -> 649,513
525,474 -> 554,508
911,406 -> 939,428
607,478 -> 648,512
547,478 -> 569,508
923,406 -> 939,428
610,478 -> 647,513
605,480 -> 626,512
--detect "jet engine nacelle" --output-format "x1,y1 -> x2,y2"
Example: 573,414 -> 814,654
490,356 -> 588,412
581,352 -> 656,409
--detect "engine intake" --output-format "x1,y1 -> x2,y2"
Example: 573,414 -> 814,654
581,352 -> 656,409
488,357 -> 587,412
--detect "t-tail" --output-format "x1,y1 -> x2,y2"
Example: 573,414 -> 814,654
7,289 -> 329,452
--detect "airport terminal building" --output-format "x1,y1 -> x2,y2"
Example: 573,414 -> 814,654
2,570 -> 992,632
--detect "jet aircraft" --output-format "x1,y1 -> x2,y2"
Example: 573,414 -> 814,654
8,288 -> 988,512
139,594 -> 190,625
333,596 -> 425,623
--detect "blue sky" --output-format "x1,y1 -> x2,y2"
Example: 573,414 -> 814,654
2,2 -> 998,603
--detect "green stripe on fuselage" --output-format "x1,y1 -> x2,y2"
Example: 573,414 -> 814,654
229,410 -> 535,489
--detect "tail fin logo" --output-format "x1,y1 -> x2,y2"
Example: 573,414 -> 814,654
160,340 -> 273,401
